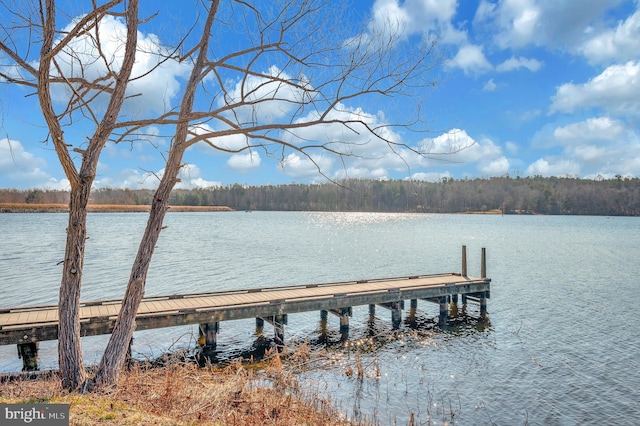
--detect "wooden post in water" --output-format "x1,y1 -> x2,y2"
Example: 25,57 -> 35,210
391,301 -> 402,329
17,342 -> 39,371
255,317 -> 264,335
438,296 -> 448,326
462,245 -> 468,277
339,307 -> 350,341
408,299 -> 418,327
320,309 -> 328,321
480,293 -> 488,314
319,310 -> 328,342
199,322 -> 219,349
368,304 -> 376,317
481,247 -> 487,278
480,247 -> 488,314
274,314 -> 287,346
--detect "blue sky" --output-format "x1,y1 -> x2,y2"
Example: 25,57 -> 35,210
1,0 -> 640,190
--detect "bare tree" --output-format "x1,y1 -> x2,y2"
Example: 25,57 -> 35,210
0,0 -> 441,390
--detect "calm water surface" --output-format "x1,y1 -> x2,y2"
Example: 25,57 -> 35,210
1,212 -> 639,425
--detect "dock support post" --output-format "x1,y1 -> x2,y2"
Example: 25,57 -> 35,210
481,247 -> 487,278
368,304 -> 376,317
17,342 -> 39,371
320,310 -> 328,321
274,314 -> 286,347
408,299 -> 418,327
439,296 -> 448,326
462,245 -> 467,277
391,301 -> 402,329
450,294 -> 459,317
319,310 -> 328,342
256,317 -> 264,331
339,308 -> 350,341
480,292 -> 488,315
199,322 -> 219,349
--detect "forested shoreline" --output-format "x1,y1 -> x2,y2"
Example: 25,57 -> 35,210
2,176 -> 639,216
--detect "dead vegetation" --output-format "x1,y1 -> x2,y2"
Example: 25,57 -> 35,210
0,351 -> 356,426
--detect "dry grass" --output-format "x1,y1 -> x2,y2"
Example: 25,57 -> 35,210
0,203 -> 233,213
0,353 -> 355,426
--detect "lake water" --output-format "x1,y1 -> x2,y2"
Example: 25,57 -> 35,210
1,212 -> 639,425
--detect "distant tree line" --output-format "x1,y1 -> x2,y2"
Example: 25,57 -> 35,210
2,175 -> 639,216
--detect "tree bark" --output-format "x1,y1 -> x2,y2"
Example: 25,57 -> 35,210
89,0 -> 219,388
89,159 -> 181,388
57,182 -> 92,390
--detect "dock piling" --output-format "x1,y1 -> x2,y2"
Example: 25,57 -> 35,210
338,308 -> 351,341
274,314 -> 287,346
439,296 -> 448,326
391,302 -> 402,329
481,247 -> 487,279
199,322 -> 219,349
462,245 -> 468,277
17,342 -> 39,371
480,293 -> 488,315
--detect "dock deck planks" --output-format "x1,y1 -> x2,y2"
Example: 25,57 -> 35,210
0,272 -> 490,346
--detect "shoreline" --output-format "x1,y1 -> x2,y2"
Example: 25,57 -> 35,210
0,203 -> 234,213
1,203 -> 508,214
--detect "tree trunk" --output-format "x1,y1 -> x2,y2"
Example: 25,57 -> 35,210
89,160 -> 181,388
58,183 -> 91,390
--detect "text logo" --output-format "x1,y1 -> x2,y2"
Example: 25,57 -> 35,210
2,404 -> 69,425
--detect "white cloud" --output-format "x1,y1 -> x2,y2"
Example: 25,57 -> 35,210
550,61 -> 640,116
190,123 -> 250,153
286,102 -> 403,160
410,171 -> 452,182
280,153 -> 333,179
496,56 -> 542,72
1,139 -> 43,173
52,15 -> 190,117
0,138 -> 69,189
527,120 -> 640,177
416,129 -> 510,177
334,166 -> 388,181
95,163 -> 220,189
220,65 -> 312,126
581,8 -> 640,63
521,109 -> 542,121
175,164 -> 221,189
474,0 -> 622,52
483,79 -> 497,91
227,151 -> 262,172
572,145 -> 607,162
367,0 -> 465,44
448,44 -> 492,74
505,141 -> 519,154
480,156 -> 510,175
94,168 -> 158,190
553,117 -> 625,144
526,158 -> 581,177
420,129 -> 502,164
475,0 -> 541,49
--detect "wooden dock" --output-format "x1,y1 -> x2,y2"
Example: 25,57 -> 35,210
1,246 -> 490,370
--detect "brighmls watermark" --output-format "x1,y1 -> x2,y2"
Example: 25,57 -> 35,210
2,404 -> 69,425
